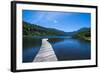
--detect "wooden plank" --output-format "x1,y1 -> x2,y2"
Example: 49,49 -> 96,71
33,39 -> 58,62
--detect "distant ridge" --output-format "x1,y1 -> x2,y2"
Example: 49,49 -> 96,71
72,27 -> 91,41
23,21 -> 67,36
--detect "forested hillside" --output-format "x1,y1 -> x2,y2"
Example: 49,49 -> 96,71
73,28 -> 91,41
23,21 -> 66,36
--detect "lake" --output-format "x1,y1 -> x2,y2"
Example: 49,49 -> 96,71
23,36 -> 91,63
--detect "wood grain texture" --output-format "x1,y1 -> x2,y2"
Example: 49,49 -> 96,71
34,39 -> 58,62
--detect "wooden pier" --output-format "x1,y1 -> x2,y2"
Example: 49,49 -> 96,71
33,39 -> 58,62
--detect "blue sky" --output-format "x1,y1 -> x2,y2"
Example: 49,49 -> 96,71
23,10 -> 91,32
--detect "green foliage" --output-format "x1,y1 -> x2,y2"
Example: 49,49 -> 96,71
23,21 -> 66,36
73,28 -> 91,41
23,21 -> 91,41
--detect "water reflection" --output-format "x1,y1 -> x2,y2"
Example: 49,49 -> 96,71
23,36 -> 91,63
23,37 -> 41,62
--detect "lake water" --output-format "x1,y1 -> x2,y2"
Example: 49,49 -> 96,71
23,36 -> 91,63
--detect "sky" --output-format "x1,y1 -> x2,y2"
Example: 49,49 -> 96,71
22,10 -> 91,32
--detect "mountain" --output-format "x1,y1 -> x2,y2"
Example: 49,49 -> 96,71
23,21 -> 91,41
23,21 -> 67,36
72,27 -> 91,41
